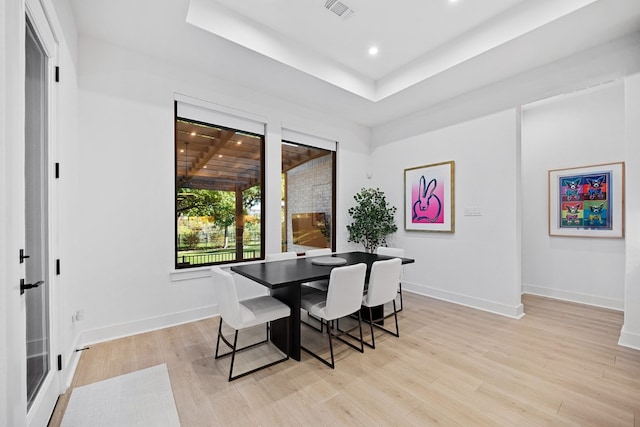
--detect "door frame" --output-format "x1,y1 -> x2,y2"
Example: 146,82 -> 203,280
2,0 -> 31,424
24,0 -> 61,425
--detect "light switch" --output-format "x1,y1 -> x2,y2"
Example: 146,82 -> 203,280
464,206 -> 482,216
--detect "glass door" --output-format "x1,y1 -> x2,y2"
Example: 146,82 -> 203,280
24,17 -> 50,409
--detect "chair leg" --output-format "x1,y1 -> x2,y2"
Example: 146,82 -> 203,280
357,311 -> 364,353
348,308 -> 375,349
216,319 -> 269,359
228,330 -> 240,382
215,317 -> 224,358
301,319 -> 336,369
335,312 -> 364,354
302,315 -> 365,369
363,301 -> 400,349
286,316 -> 291,359
373,300 -> 400,338
391,300 -> 399,337
367,307 -> 376,349
397,283 -> 404,312
215,317 -> 291,381
327,320 -> 335,369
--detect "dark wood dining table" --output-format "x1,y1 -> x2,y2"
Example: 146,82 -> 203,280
231,251 -> 414,361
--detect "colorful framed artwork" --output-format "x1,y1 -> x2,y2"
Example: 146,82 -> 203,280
548,162 -> 625,238
404,161 -> 455,233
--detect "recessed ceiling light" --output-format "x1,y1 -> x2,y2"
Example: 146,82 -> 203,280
368,46 -> 379,56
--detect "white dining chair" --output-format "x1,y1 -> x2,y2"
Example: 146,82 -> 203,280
300,263 -> 367,369
305,248 -> 332,257
303,248 -> 332,292
361,258 -> 403,349
265,251 -> 297,262
375,246 -> 405,312
212,267 -> 291,381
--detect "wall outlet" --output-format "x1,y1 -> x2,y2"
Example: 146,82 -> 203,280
72,310 -> 85,322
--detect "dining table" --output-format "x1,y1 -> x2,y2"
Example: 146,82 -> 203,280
230,251 -> 415,361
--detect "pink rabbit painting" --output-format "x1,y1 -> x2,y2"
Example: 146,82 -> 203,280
412,175 -> 443,223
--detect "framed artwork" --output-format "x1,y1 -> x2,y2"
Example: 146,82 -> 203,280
404,161 -> 455,232
548,162 -> 625,238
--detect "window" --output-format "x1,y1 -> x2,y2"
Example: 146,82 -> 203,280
281,131 -> 336,253
175,103 -> 264,268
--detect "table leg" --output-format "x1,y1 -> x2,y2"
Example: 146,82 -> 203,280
270,286 -> 301,361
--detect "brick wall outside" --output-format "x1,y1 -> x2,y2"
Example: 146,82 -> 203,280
286,154 -> 333,253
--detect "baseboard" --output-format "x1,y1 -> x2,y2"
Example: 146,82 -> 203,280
522,283 -> 624,311
403,282 -> 525,319
79,305 -> 219,347
618,326 -> 640,351
63,335 -> 82,389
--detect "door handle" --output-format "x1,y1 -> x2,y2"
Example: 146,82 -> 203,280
19,249 -> 30,263
20,279 -> 44,295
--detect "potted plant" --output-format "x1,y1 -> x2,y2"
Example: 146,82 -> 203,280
346,187 -> 398,253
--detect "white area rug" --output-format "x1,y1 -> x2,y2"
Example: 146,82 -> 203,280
61,364 -> 180,427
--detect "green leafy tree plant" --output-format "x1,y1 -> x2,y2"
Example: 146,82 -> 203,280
181,231 -> 200,250
346,188 -> 398,253
177,186 -> 261,248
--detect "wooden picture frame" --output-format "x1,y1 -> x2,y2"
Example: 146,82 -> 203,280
404,161 -> 455,233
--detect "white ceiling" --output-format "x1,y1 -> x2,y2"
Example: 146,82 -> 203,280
69,0 -> 640,127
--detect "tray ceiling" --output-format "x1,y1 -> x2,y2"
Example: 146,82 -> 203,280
186,0 -> 602,100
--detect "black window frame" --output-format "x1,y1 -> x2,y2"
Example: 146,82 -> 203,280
281,139 -> 337,253
174,103 -> 265,269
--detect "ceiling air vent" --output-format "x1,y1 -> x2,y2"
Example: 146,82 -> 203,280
324,0 -> 354,19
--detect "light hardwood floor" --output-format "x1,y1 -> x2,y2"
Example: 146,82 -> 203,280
49,294 -> 640,426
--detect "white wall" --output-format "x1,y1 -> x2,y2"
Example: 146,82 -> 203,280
369,109 -> 524,318
621,73 -> 640,349
70,37 -> 370,346
521,83 -> 626,309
